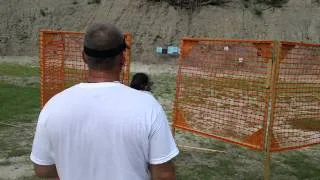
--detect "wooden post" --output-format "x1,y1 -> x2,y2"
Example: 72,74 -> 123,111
0,122 -> 19,128
124,34 -> 132,85
263,41 -> 281,180
39,30 -> 45,108
60,33 -> 66,90
171,39 -> 185,138
178,145 -> 226,153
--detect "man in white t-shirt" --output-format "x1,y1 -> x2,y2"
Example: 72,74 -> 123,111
30,21 -> 179,180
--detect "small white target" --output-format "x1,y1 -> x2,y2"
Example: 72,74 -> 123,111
223,46 -> 229,51
238,57 -> 244,63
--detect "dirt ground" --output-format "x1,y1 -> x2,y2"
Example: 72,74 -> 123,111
0,124 -> 36,179
1,56 -> 319,180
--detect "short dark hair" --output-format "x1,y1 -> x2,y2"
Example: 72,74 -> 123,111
130,73 -> 153,91
85,56 -> 117,70
83,21 -> 125,70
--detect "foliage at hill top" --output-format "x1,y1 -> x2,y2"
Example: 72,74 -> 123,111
147,0 -> 290,9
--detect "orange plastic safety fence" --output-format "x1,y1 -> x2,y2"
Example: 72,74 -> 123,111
173,38 -> 320,152
39,29 -> 132,108
271,42 -> 320,152
173,38 -> 274,151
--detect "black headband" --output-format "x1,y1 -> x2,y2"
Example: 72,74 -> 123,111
84,39 -> 127,58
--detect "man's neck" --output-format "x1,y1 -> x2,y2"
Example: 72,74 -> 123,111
87,69 -> 120,83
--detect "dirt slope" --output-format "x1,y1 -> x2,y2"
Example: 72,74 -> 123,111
0,0 -> 319,62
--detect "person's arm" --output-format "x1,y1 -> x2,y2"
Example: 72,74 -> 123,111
150,161 -> 176,180
30,110 -> 58,178
149,105 -> 179,180
33,164 -> 58,178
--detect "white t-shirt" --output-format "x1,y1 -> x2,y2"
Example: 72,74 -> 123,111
30,82 -> 179,180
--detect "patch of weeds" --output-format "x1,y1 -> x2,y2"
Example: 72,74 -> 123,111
262,0 -> 289,8
40,9 -> 46,16
0,159 -> 11,166
151,74 -> 176,100
17,176 -> 42,180
148,0 -> 230,11
243,1 -> 250,8
0,63 -> 39,77
0,82 -> 39,124
254,7 -> 263,16
176,164 -> 218,180
0,137 -> 31,158
39,8 -> 50,17
312,0 -> 320,5
199,139 -> 227,151
7,148 -> 30,157
272,150 -> 320,179
88,0 -> 101,5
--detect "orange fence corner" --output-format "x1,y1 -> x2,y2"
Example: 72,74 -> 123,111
39,29 -> 132,108
172,38 -> 320,152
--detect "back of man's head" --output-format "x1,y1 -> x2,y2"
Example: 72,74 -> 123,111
83,21 -> 125,70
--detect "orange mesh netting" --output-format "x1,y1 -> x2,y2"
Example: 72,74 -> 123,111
173,38 -> 274,150
271,41 -> 320,152
173,38 -> 320,152
39,29 -> 132,108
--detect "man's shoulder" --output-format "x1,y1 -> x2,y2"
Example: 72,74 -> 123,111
128,88 -> 157,101
121,87 -> 161,109
43,84 -> 80,107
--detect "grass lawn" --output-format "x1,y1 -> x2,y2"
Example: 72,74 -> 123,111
0,62 -> 319,180
0,82 -> 39,124
0,63 -> 39,77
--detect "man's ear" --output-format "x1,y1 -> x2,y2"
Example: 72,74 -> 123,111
82,51 -> 88,65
